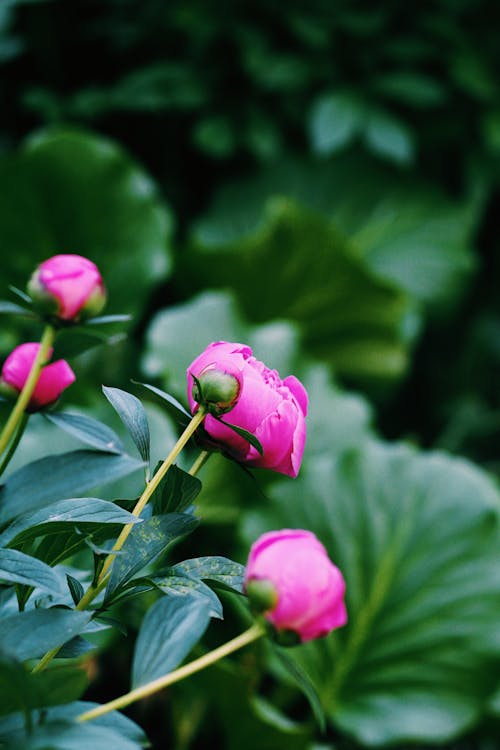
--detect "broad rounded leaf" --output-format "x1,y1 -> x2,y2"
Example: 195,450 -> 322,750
0,128 -> 173,319
242,442 -> 500,745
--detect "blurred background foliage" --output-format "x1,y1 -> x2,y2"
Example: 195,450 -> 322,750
1,0 -> 500,748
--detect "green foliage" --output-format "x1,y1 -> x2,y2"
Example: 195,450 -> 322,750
150,464 -> 202,515
241,443 -> 500,745
105,513 -> 199,599
0,129 -> 173,319
44,412 -> 124,454
102,386 -> 151,466
132,594 -> 212,687
0,609 -> 91,661
0,450 -> 143,524
0,2 -> 499,747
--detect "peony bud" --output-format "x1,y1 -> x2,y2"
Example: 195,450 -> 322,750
0,343 -> 76,411
187,342 -> 308,477
191,363 -> 242,416
244,529 -> 347,643
28,254 -> 106,323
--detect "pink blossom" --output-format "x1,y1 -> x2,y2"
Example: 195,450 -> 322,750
28,254 -> 106,321
0,343 -> 76,411
187,341 -> 308,477
245,529 -> 347,642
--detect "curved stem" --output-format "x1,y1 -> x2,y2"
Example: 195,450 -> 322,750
32,407 -> 207,674
0,325 -> 56,458
77,623 -> 264,723
0,412 -> 28,477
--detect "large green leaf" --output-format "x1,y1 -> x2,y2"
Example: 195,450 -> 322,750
105,512 -> 199,598
241,442 -> 500,745
0,450 -> 143,525
0,549 -> 65,595
0,128 -> 173,319
0,609 -> 91,661
0,496 -> 141,548
191,155 -> 476,311
189,193 -> 411,380
132,594 -> 212,687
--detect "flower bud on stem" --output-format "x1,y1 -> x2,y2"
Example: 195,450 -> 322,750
76,622 -> 265,723
0,325 -> 56,463
32,406 -> 208,674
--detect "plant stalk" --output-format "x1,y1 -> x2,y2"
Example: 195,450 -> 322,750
0,325 -> 56,458
77,623 -> 264,722
32,407 -> 207,674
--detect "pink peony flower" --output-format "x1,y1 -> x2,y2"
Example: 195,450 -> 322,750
28,254 -> 106,322
187,341 -> 308,477
245,529 -> 347,642
0,343 -> 76,411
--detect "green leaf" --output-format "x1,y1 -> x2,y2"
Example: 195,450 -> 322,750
52,328 -> 125,360
371,72 -> 448,108
189,194 -> 412,381
189,153 -> 476,325
0,609 -> 91,661
66,575 -> 84,605
134,381 -> 191,421
272,646 -> 325,732
173,556 -> 246,594
214,417 -> 264,456
0,549 -> 65,595
0,129 -> 173,320
105,512 -> 199,599
0,301 -> 32,316
363,107 -> 415,164
0,497 -> 142,548
0,450 -> 143,525
102,386 -> 150,465
143,291 -> 247,394
16,720 -> 145,750
241,442 -> 500,745
150,570 -> 223,618
132,594 -> 212,687
44,412 -> 124,454
46,700 -> 147,744
86,314 -> 132,326
0,655 -> 87,718
309,92 -> 363,155
151,463 -> 202,515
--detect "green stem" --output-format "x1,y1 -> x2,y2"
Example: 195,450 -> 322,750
0,412 -> 28,477
77,623 -> 265,723
96,406 -> 207,584
32,407 -> 207,674
188,450 -> 210,476
0,325 -> 56,458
